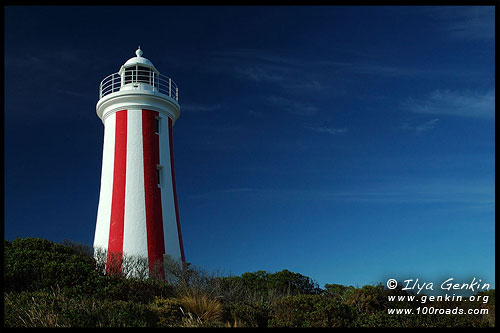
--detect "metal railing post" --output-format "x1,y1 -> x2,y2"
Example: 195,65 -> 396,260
169,78 -> 172,98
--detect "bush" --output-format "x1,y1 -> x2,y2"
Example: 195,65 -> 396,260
237,270 -> 321,295
267,270 -> 322,295
4,238 -> 102,294
216,269 -> 321,304
352,311 -> 413,328
4,290 -> 159,327
269,294 -> 353,327
324,283 -> 355,299
225,301 -> 270,327
99,277 -> 175,304
3,237 -> 176,303
344,284 -> 387,315
95,299 -> 159,327
152,297 -> 184,327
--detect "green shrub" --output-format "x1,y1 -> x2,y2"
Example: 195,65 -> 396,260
352,311 -> 412,328
324,283 -> 355,300
4,238 -> 100,294
3,237 -> 175,303
99,277 -> 175,304
4,290 -> 160,327
269,294 -> 353,327
152,297 -> 184,327
96,299 -> 159,327
216,269 -> 321,304
226,301 -> 270,327
267,270 -> 322,295
238,270 -> 321,295
343,284 -> 389,315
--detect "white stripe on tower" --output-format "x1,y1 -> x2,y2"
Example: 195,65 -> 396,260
94,112 -> 116,253
122,109 -> 149,261
159,115 -> 182,262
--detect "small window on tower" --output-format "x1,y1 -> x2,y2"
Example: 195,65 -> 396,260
157,166 -> 162,187
155,117 -> 160,134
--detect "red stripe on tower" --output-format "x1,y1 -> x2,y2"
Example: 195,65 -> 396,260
107,110 -> 127,274
168,117 -> 186,263
142,110 -> 166,276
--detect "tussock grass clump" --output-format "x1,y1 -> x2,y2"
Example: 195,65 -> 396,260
178,293 -> 223,325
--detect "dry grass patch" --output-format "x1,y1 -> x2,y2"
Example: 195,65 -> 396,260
178,293 -> 222,325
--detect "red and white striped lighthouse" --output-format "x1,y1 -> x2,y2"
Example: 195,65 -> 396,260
94,48 -> 185,277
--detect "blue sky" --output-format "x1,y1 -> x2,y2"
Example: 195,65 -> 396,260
4,6 -> 495,290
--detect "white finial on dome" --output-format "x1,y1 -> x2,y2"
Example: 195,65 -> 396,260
122,46 -> 156,70
136,46 -> 143,57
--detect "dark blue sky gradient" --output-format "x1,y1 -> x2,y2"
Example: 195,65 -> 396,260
4,6 -> 495,289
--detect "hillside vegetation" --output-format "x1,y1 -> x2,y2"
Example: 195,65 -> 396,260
3,238 -> 495,327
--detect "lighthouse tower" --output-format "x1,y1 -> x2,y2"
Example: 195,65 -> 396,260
94,48 -> 185,277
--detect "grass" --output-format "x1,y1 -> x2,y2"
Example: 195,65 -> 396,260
178,293 -> 223,325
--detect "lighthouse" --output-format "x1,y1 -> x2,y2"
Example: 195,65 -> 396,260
94,47 -> 185,277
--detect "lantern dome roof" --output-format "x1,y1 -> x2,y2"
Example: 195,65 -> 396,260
121,47 -> 158,72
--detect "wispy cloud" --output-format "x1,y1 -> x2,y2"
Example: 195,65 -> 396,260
207,48 -> 481,90
403,89 -> 494,119
432,6 -> 494,41
400,118 -> 440,133
5,47 -> 100,77
267,95 -> 319,116
181,103 -> 221,112
304,125 -> 348,136
247,109 -> 264,117
190,178 -> 494,209
236,65 -> 285,83
323,61 -> 420,77
56,88 -> 95,100
210,49 -> 330,96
